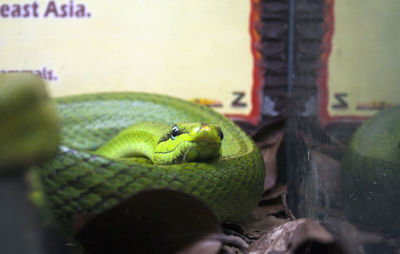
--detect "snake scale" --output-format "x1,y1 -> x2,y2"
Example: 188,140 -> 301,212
38,92 -> 265,228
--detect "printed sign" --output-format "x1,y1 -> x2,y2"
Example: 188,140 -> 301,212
319,0 -> 400,125
1,0 -> 263,124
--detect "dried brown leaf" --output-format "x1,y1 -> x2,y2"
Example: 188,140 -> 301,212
241,207 -> 289,239
177,234 -> 222,254
240,119 -> 285,192
261,184 -> 288,201
249,218 -> 345,254
258,131 -> 284,191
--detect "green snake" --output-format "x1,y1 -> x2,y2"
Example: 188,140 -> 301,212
36,92 -> 265,227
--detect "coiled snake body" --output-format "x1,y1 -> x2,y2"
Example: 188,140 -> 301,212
40,93 -> 265,226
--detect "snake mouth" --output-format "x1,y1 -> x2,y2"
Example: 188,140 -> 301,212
154,140 -> 220,154
195,140 -> 220,147
188,134 -> 219,145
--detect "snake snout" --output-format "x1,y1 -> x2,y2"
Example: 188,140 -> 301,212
192,124 -> 222,144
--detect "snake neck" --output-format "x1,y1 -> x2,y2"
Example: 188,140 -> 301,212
95,122 -> 170,163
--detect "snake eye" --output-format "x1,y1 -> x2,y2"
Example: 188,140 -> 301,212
171,125 -> 181,140
218,130 -> 224,140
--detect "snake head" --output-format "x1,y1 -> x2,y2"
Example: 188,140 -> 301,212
155,123 -> 223,165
